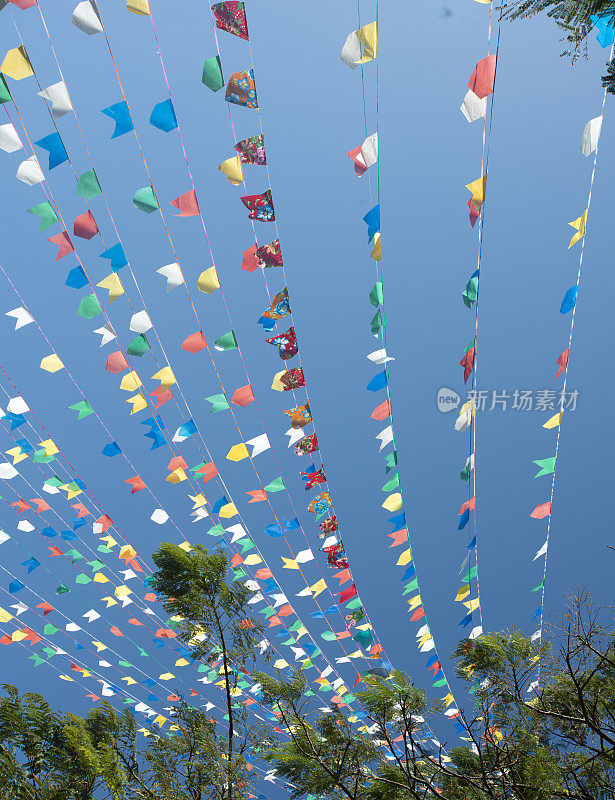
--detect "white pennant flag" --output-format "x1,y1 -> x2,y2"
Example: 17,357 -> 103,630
295,548 -> 314,564
0,123 -> 22,153
285,427 -> 305,447
72,1 -> 103,35
526,680 -> 539,694
0,463 -> 19,480
367,348 -> 394,365
460,90 -> 486,123
7,396 -> 29,415
469,625 -> 483,640
0,531 -> 9,545
11,602 -> 27,616
533,541 -> 548,561
83,609 -> 100,623
580,115 -> 603,156
93,322 -> 116,346
376,424 -> 393,451
66,622 -> 82,632
246,433 -> 270,457
226,524 -> 247,542
17,521 -> 34,532
530,629 -> 542,641
6,307 -> 34,330
151,508 -> 169,525
16,155 -> 45,186
157,262 -> 184,291
38,81 -> 73,118
129,310 -> 152,333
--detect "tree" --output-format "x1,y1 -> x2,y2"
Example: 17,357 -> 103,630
151,544 -> 268,800
501,0 -> 615,60
258,594 -> 615,800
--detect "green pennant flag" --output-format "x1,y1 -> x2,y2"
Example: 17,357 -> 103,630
97,545 -> 112,554
433,677 -> 448,688
205,393 -> 230,413
264,477 -> 285,493
370,308 -> 382,335
464,337 -> 476,354
76,168 -> 102,199
460,463 -> 471,482
65,549 -> 83,562
321,631 -> 336,641
44,475 -> 63,489
77,294 -> 102,319
133,185 -> 159,213
76,574 -> 91,584
213,330 -> 238,351
0,74 -> 12,104
88,559 -> 105,572
202,55 -> 224,92
462,275 -> 479,308
44,624 -> 58,635
29,655 -> 45,667
231,567 -> 246,581
533,457 -> 556,477
382,473 -> 400,492
402,579 -> 419,594
238,538 -> 255,554
369,281 -> 383,307
27,201 -> 58,231
345,598 -> 362,610
32,449 -> 55,464
384,450 -> 398,473
127,334 -> 151,357
206,524 -> 225,537
532,581 -> 545,592
463,566 -> 478,582
69,400 -> 94,420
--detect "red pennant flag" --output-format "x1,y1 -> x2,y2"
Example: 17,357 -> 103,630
128,559 -> 143,573
190,690 -> 199,697
128,618 -> 143,626
48,546 -> 63,557
9,0 -> 39,8
246,489 -> 267,503
338,583 -> 357,604
170,189 -> 200,217
181,330 -> 208,353
371,399 -> 391,421
468,199 -> 480,228
277,604 -> 294,617
196,462 -> 218,484
230,553 -> 244,567
468,55 -> 497,99
530,502 -> 551,520
30,498 -> 51,513
459,496 -> 476,515
47,231 -> 74,260
155,629 -> 177,639
255,568 -> 273,580
334,568 -> 352,585
555,348 -> 569,379
267,616 -> 282,627
370,644 -> 384,657
124,476 -> 146,494
94,514 -> 113,532
388,529 -> 408,547
232,384 -> 255,406
36,602 -> 54,615
0,636 -> 12,645
86,694 -> 100,702
241,244 -> 259,272
150,386 -> 173,408
346,145 -> 369,177
71,503 -> 90,518
11,499 -> 31,513
105,351 -> 128,374
428,661 -> 442,674
73,210 -> 99,240
144,593 -> 157,602
459,348 -> 475,384
167,694 -> 180,702
168,455 -> 188,472
22,628 -> 42,645
410,607 -> 425,621
109,626 -> 123,637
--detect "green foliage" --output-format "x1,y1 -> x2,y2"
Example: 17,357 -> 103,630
502,0 -> 615,58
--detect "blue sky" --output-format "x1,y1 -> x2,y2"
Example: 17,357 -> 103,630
0,0 -> 613,784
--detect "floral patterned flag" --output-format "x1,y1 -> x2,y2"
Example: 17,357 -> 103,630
265,326 -> 297,360
211,1 -> 249,40
294,433 -> 318,456
308,491 -> 332,515
240,189 -> 274,221
225,69 -> 257,108
319,516 -> 339,536
256,238 -> 283,268
301,466 -> 326,491
283,404 -> 312,429
235,134 -> 266,165
280,367 -> 304,391
260,287 -> 290,322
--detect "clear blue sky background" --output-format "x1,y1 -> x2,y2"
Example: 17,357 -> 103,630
0,0 -> 612,781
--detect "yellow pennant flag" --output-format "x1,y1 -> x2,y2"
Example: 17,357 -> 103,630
227,443 -> 249,461
59,674 -> 75,682
370,231 -> 381,261
466,173 -> 487,211
1,46 -> 34,81
219,502 -> 238,519
356,22 -> 377,63
175,658 -> 190,667
153,715 -> 167,728
243,554 -> 263,566
442,692 -> 455,707
120,371 -> 142,392
114,585 -> 132,597
178,540 -> 192,552
543,411 -> 563,429
159,673 -> 175,681
127,0 -> 150,13
40,354 -> 64,373
217,156 -> 244,185
189,493 -> 207,509
568,210 -> 588,248
271,369 -> 287,391
152,366 -> 176,390
407,594 -> 422,610
126,392 -> 147,415
97,273 -> 125,302
102,596 -> 117,608
463,598 -> 481,613
40,439 -> 59,457
274,659 -> 289,669
6,447 -> 27,464
94,572 -> 109,584
12,630 -> 28,642
282,557 -> 299,569
454,585 -> 471,602
310,578 -> 327,597
92,641 -> 108,652
119,545 -> 137,561
0,608 -> 13,624
396,549 -> 412,567
197,266 -> 220,294
167,468 -> 187,483
382,492 -> 402,512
